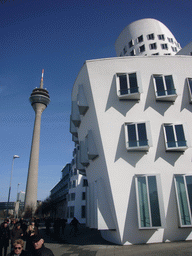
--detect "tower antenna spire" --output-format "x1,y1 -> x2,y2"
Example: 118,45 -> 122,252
40,69 -> 44,88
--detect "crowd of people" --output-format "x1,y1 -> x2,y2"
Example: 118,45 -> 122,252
0,218 -> 54,256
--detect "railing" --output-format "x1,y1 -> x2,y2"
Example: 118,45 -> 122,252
119,87 -> 139,95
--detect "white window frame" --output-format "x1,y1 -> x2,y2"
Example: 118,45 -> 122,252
130,49 -> 136,56
158,34 -> 165,40
152,74 -> 177,101
161,43 -> 168,50
149,43 -> 157,50
124,121 -> 152,151
174,174 -> 192,227
116,72 -> 141,100
163,123 -> 188,151
135,174 -> 165,229
137,35 -> 143,43
139,44 -> 145,53
129,39 -> 134,48
147,33 -> 155,40
186,77 -> 192,103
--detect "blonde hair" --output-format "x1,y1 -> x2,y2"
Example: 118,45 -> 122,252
13,239 -> 24,248
26,225 -> 34,233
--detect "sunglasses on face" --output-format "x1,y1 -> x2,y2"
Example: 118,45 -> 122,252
14,247 -> 22,250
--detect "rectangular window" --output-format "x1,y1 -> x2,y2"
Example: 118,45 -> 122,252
171,46 -> 177,52
139,44 -> 145,52
136,175 -> 161,228
129,39 -> 134,48
70,206 -> 75,218
149,43 -> 157,50
83,179 -> 88,187
161,44 -> 168,50
68,194 -> 70,201
125,122 -> 152,151
153,74 -> 177,101
81,205 -> 86,218
71,193 -> 75,201
123,46 -> 127,55
130,49 -> 135,56
147,33 -> 154,40
67,207 -> 70,218
163,124 -> 187,151
72,180 -> 76,188
118,73 -> 139,96
82,192 -> 86,200
138,35 -> 143,43
158,34 -> 165,40
168,37 -> 173,43
174,175 -> 192,227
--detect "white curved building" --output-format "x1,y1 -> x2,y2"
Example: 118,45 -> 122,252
70,18 -> 192,245
115,18 -> 181,57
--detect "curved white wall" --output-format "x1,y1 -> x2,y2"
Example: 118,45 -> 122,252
115,18 -> 181,57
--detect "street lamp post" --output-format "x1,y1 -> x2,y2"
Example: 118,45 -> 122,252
17,183 -> 21,201
6,155 -> 20,217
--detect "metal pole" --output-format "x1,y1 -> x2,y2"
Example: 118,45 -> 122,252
6,155 -> 19,218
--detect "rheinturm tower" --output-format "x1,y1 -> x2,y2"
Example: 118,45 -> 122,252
24,70 -> 50,211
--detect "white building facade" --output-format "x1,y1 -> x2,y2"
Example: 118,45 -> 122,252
70,18 -> 192,245
67,146 -> 88,224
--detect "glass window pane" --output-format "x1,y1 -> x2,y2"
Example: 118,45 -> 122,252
186,176 -> 192,217
138,177 -> 150,227
175,125 -> 186,147
137,123 -> 148,146
129,73 -> 138,93
176,176 -> 191,225
165,125 -> 176,148
165,75 -> 175,95
119,75 -> 128,95
148,176 -> 161,227
154,76 -> 165,96
127,124 -> 137,147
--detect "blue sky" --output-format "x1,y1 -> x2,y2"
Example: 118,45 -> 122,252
1,0 -> 192,202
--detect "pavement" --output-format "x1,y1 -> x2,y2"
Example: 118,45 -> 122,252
4,222 -> 192,256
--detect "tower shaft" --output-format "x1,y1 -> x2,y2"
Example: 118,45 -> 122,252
24,70 -> 50,213
24,103 -> 46,210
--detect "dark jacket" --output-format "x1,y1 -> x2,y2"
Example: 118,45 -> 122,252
33,245 -> 54,256
10,227 -> 23,245
8,249 -> 32,256
0,224 -> 10,247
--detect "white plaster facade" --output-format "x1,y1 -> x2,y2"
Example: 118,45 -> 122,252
67,147 -> 87,224
70,18 -> 192,245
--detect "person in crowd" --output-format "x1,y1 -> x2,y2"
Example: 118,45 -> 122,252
70,217 -> 79,236
32,234 -> 54,256
8,239 -> 31,256
53,218 -> 60,239
0,221 -> 10,256
9,219 -> 16,232
11,223 -> 23,250
19,218 -> 27,235
25,224 -> 38,252
30,222 -> 38,236
61,219 -> 67,235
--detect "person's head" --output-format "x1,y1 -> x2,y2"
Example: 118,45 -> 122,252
16,223 -> 21,229
27,225 -> 33,232
32,235 -> 44,250
31,221 -> 35,226
3,221 -> 8,228
13,239 -> 24,255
